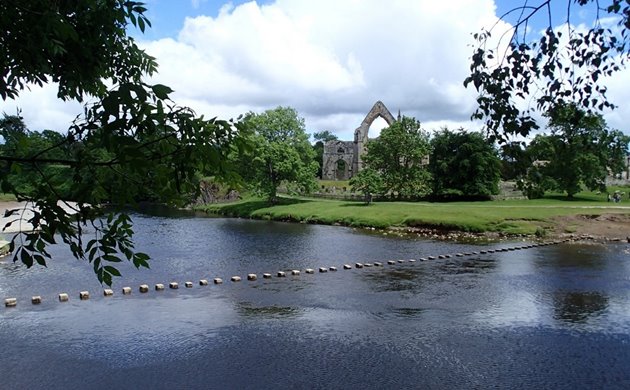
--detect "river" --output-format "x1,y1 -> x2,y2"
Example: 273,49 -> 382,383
1,209 -> 629,389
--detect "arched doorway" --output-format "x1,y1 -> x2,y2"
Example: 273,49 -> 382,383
336,159 -> 348,180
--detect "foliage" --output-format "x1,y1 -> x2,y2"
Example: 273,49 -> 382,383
0,1 -> 247,285
498,141 -> 531,180
312,130 -> 338,177
312,130 -> 338,143
236,107 -> 318,203
518,103 -> 629,198
429,128 -> 501,198
363,116 -> 431,199
517,163 -> 555,199
349,168 -> 383,204
465,0 -> 630,142
0,0 -> 154,101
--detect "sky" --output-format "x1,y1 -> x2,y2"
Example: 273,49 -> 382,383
1,0 -> 628,141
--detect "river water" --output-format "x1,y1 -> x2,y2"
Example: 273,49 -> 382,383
1,210 -> 629,389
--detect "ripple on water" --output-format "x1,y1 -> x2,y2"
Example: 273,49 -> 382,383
2,215 -> 630,389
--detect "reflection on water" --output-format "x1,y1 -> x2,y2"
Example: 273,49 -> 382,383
236,303 -> 302,319
1,213 -> 630,389
391,307 -> 427,318
534,243 -> 608,270
438,258 -> 498,274
553,291 -> 609,324
362,268 -> 427,292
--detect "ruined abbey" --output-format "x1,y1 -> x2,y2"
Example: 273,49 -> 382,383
321,101 -> 398,180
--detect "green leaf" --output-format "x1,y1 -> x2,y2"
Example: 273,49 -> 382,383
103,272 -> 112,287
20,249 -> 33,268
103,254 -> 123,263
33,254 -> 47,267
104,265 -> 122,277
152,84 -> 174,100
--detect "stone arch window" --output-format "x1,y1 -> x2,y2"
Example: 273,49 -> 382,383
337,147 -> 345,154
353,101 -> 396,172
336,159 -> 347,181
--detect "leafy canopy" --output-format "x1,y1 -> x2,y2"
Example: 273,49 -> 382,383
312,130 -> 338,177
349,168 -> 383,204
429,128 -> 501,198
0,1 -> 247,285
519,103 -> 629,198
312,130 -> 338,143
363,116 -> 431,199
465,0 -> 629,142
0,0 -> 155,101
236,107 -> 317,203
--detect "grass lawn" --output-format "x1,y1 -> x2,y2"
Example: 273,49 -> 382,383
0,193 -> 17,202
198,186 -> 630,236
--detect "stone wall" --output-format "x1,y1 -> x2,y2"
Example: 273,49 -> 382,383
322,140 -> 355,180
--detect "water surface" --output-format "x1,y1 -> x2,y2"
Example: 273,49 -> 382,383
1,212 -> 629,389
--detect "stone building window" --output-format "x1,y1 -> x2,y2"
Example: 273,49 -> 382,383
336,159 -> 347,180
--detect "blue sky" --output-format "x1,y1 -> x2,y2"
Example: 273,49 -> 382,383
140,1 -> 604,40
136,0 -> 267,39
2,0 -> 627,139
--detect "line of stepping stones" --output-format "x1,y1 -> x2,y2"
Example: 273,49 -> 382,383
3,239 -> 574,308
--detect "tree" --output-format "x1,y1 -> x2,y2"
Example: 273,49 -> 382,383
520,103 -> 629,198
239,107 -> 318,203
349,168 -> 383,205
0,1 -> 247,285
465,1 -> 629,142
429,128 -> 501,198
312,130 -> 338,178
498,141 -> 530,180
515,135 -> 557,199
0,0 -> 154,101
0,114 -> 71,197
362,116 -> 431,199
313,130 -> 338,143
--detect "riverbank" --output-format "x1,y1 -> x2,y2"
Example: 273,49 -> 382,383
197,196 -> 630,241
1,198 -> 628,243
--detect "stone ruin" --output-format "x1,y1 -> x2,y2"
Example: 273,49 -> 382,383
321,101 -> 397,180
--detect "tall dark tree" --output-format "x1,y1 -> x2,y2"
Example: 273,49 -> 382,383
517,134 -> 557,199
0,1 -> 247,285
521,103 -> 629,198
429,128 -> 501,198
499,141 -> 531,181
465,1 -> 629,142
312,130 -> 338,178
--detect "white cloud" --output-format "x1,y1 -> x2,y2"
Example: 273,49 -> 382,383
0,0 -> 626,140
0,83 -> 83,132
140,0 -> 503,139
602,64 -> 630,132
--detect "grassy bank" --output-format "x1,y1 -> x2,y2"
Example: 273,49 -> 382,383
197,189 -> 630,236
0,193 -> 17,202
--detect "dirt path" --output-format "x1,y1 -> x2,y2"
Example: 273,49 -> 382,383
551,213 -> 630,241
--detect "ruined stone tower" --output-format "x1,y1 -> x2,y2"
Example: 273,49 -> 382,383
321,101 -> 396,180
